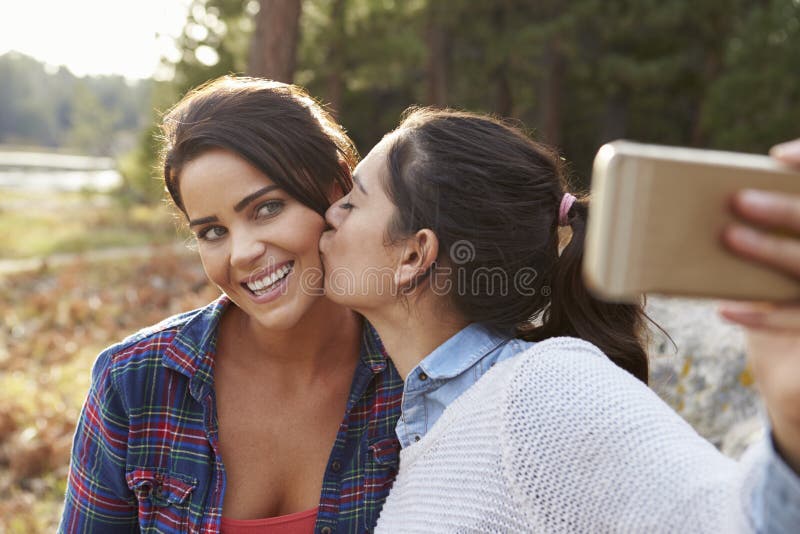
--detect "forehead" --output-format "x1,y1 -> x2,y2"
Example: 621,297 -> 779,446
355,136 -> 393,186
183,147 -> 266,177
179,149 -> 275,208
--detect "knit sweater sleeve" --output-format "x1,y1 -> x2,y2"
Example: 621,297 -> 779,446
499,337 -> 757,533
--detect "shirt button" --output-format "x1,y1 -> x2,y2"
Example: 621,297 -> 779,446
321,527 -> 333,534
414,435 -> 421,442
418,372 -> 428,381
331,460 -> 342,473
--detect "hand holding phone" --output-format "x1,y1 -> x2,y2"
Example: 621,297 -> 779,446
583,140 -> 800,302
584,138 -> 800,474
723,139 -> 800,281
718,139 -> 800,475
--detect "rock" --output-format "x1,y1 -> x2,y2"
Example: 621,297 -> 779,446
645,296 -> 763,458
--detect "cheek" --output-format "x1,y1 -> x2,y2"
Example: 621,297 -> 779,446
287,214 -> 327,258
197,246 -> 228,283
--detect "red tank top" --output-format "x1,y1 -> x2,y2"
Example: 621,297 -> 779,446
221,507 -> 319,533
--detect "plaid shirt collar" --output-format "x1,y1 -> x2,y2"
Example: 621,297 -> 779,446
161,294 -> 390,402
162,294 -> 228,402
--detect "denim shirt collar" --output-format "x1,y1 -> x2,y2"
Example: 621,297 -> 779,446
397,322 -> 523,447
415,323 -> 509,381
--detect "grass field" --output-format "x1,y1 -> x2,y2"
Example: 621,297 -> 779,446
0,189 -> 217,532
0,250 -> 219,532
0,190 -> 184,259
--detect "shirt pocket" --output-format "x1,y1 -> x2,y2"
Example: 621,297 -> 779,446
363,437 -> 401,530
126,468 -> 197,531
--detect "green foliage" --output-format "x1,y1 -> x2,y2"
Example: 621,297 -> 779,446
0,52 -> 152,156
119,0 -> 255,204
167,0 -> 253,94
115,80 -> 180,204
0,53 -> 69,147
123,0 -> 800,197
66,82 -> 117,156
293,0 -> 800,182
702,0 -> 800,152
116,120 -> 166,203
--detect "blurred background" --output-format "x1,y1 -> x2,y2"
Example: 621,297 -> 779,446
1,0 -> 798,531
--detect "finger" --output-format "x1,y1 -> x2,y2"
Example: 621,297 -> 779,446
722,224 -> 800,279
731,189 -> 800,234
770,139 -> 800,166
743,328 -> 800,474
719,301 -> 800,330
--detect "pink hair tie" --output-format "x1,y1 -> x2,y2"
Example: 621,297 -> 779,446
558,193 -> 576,226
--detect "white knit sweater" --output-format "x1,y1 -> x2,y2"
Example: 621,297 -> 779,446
375,337 -> 764,533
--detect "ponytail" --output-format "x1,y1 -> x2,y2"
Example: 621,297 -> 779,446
520,197 -> 649,384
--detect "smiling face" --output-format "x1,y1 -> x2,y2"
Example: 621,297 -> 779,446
319,137 -> 404,312
180,148 -> 328,330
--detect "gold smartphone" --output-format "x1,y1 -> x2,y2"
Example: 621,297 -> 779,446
583,140 -> 800,302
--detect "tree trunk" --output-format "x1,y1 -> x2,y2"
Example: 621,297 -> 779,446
425,1 -> 450,107
326,0 -> 347,117
599,90 -> 629,144
537,39 -> 566,145
492,64 -> 513,117
248,0 -> 302,82
489,3 -> 513,116
690,45 -> 723,146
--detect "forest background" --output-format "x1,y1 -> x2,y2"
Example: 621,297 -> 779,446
4,0 -> 800,190
1,0 -> 799,532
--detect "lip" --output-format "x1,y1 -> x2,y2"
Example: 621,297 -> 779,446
244,268 -> 292,304
239,260 -> 295,305
241,260 -> 294,286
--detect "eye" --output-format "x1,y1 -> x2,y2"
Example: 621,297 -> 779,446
339,195 -> 355,210
255,200 -> 284,219
197,225 -> 227,241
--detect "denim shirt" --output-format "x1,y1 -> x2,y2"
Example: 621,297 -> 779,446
395,323 -> 800,533
396,323 -> 529,448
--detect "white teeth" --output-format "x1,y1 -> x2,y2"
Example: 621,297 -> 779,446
246,264 -> 292,294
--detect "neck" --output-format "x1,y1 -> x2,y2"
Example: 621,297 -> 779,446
229,296 -> 361,377
363,295 -> 468,379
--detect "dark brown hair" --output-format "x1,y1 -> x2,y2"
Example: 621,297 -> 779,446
160,76 -> 357,216
384,108 -> 649,383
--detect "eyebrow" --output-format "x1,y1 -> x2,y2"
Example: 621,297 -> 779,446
234,185 -> 281,212
189,216 -> 219,227
353,174 -> 367,194
188,185 -> 281,227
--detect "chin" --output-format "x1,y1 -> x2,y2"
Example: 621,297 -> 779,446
227,279 -> 317,331
251,297 -> 319,331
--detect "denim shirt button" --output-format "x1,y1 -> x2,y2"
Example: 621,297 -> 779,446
418,372 -> 428,381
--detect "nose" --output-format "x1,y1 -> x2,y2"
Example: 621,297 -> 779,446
324,199 -> 342,230
229,229 -> 267,269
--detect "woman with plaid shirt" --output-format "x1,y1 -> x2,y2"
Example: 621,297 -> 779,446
59,77 -> 403,534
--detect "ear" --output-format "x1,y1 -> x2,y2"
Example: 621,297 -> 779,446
394,229 -> 440,289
